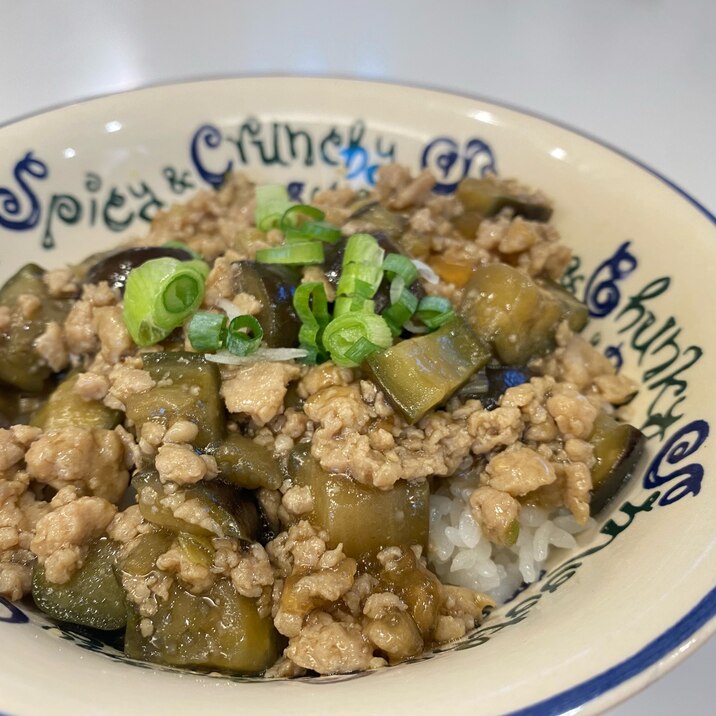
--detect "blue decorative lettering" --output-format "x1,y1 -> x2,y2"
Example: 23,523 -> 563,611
583,240 -> 638,318
0,151 -> 48,231
190,124 -> 230,188
420,136 -> 496,194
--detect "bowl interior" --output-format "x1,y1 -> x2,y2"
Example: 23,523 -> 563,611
0,77 -> 714,716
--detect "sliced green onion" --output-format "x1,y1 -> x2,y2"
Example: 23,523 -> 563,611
280,204 -> 324,232
383,281 -> 419,336
255,241 -> 325,265
255,184 -> 293,231
123,257 -> 208,346
383,253 -> 419,285
344,336 -> 382,364
323,312 -> 392,367
225,315 -> 264,356
333,295 -> 375,317
285,220 -> 342,244
337,262 -> 384,299
188,311 -> 227,351
293,282 -> 331,353
343,233 -> 385,267
415,296 -> 456,330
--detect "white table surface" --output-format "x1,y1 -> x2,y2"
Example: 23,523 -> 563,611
1,1 -> 714,713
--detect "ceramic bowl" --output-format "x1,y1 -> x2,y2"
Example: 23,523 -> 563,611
0,78 -> 714,715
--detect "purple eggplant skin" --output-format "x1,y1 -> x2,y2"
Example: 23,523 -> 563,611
232,262 -> 301,348
589,413 -> 647,515
84,246 -> 195,293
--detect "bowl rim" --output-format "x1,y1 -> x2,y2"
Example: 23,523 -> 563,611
0,74 -> 714,715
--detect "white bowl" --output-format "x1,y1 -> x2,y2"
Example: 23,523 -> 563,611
0,77 -> 714,715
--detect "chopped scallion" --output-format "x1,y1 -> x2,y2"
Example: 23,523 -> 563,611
342,233 -> 385,267
280,204 -> 325,232
383,253 -> 419,285
255,184 -> 293,232
255,241 -> 325,265
225,315 -> 264,356
285,220 -> 342,244
323,312 -> 392,367
415,296 -> 456,330
123,257 -> 208,346
188,311 -> 227,351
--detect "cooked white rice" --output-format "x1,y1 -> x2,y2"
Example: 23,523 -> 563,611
428,478 -> 596,604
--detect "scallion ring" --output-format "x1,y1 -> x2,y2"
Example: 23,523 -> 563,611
122,257 -> 209,346
415,295 -> 456,330
188,311 -> 227,351
225,315 -> 264,356
280,204 -> 325,232
383,253 -> 419,286
323,312 -> 392,367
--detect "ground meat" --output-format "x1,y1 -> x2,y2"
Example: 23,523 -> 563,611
30,495 -> 117,584
64,300 -> 97,354
202,256 -> 236,308
72,372 -> 110,401
546,384 -> 598,439
0,427 -> 41,472
94,305 -> 133,364
221,362 -> 302,426
25,427 -> 129,503
558,462 -> 592,524
231,292 -> 262,316
281,485 -> 313,517
230,543 -> 274,599
374,165 -> 436,210
34,321 -> 69,372
483,445 -> 557,496
104,361 -> 155,411
296,363 -> 354,399
155,443 -> 217,485
155,543 -> 214,594
285,610 -> 375,674
43,267 -> 78,298
163,420 -> 199,445
467,405 -> 524,455
106,505 -> 148,545
469,486 -> 521,545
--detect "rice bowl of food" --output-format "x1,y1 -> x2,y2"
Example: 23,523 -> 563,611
0,77 -> 713,715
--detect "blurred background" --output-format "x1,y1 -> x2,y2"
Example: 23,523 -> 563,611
1,1 -> 714,713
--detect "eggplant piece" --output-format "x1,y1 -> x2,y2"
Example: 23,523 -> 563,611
232,261 -> 301,348
125,351 -> 224,448
208,433 -> 284,490
365,317 -> 490,424
460,263 -> 566,366
30,373 -> 121,430
83,246 -> 195,293
124,576 -> 280,673
120,530 -> 176,577
370,545 -> 441,640
347,201 -> 407,242
288,445 -> 429,558
589,412 -> 646,515
323,235 -> 425,315
0,264 -> 73,392
132,470 -> 259,541
451,209 -> 484,240
457,366 -> 531,410
32,538 -> 126,630
538,278 -> 589,333
456,176 -> 553,222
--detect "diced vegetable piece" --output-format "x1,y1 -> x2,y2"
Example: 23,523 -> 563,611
30,373 -> 121,430
456,177 -> 553,221
120,530 -> 175,576
538,278 -> 589,332
32,538 -> 125,630
460,263 -> 564,365
348,201 -> 407,242
84,246 -> 195,293
124,577 -> 280,673
0,264 -> 73,392
365,317 -> 490,424
589,412 -> 646,514
372,546 -> 441,639
209,433 -> 284,490
427,255 -> 474,288
288,446 -> 429,558
451,209 -> 484,240
125,351 -> 224,448
132,470 -> 259,541
232,261 -> 301,348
